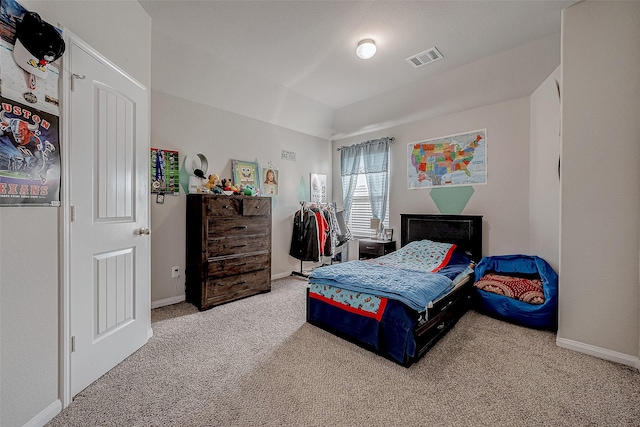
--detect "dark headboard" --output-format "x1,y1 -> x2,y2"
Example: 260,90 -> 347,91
400,214 -> 483,262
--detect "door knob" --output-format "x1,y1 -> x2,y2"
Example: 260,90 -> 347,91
134,227 -> 150,236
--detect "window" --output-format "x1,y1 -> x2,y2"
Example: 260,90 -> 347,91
348,173 -> 389,238
340,138 -> 391,239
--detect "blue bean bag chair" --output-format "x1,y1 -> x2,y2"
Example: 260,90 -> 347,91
473,255 -> 558,329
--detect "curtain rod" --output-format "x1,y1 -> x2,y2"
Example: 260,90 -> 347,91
336,136 -> 395,151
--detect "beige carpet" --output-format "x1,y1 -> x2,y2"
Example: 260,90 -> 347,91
47,277 -> 640,426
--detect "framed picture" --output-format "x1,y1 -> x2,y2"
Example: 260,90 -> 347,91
232,159 -> 260,188
384,228 -> 394,241
310,173 -> 327,203
262,167 -> 279,196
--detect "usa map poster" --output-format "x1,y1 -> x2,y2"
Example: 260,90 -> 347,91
408,129 -> 486,189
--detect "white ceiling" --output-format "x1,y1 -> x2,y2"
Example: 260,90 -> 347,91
139,0 -> 576,138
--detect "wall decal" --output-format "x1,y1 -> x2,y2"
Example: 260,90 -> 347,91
430,186 -> 475,215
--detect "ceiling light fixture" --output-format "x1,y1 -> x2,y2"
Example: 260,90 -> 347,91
356,39 -> 376,60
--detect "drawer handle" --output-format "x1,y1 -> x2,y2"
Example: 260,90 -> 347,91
437,323 -> 445,330
365,246 -> 375,249
234,280 -> 247,285
223,205 -> 229,209
255,205 -> 260,209
233,225 -> 248,229
235,262 -> 247,266
232,244 -> 247,248
440,301 -> 454,312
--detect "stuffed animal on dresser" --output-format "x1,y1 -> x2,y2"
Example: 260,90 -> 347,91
221,178 -> 239,193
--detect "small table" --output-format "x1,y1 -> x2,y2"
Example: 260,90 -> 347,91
359,239 -> 396,260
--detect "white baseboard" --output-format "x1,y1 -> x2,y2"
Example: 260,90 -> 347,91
272,271 -> 299,280
556,337 -> 640,370
23,399 -> 61,427
151,294 -> 185,309
152,274 -> 300,308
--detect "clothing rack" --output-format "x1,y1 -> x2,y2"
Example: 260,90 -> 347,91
291,262 -> 310,279
290,201 -> 349,279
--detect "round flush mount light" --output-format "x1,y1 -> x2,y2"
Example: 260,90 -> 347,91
356,39 -> 376,60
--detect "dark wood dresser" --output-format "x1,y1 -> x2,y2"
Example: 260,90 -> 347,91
186,194 -> 272,310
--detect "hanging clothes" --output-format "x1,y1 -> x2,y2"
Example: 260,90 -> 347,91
313,209 -> 329,256
290,202 -> 352,264
289,208 -> 320,262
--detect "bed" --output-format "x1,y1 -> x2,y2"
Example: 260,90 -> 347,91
306,214 -> 483,366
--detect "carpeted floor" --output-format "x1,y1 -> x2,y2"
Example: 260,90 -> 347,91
47,277 -> 640,426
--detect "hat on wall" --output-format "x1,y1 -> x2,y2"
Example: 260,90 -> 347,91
13,12 -> 65,79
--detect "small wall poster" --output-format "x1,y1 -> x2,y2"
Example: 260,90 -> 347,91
232,159 -> 260,189
310,173 -> 326,203
0,98 -> 61,205
151,148 -> 179,194
262,167 -> 279,195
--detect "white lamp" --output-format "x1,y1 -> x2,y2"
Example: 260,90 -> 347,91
356,39 -> 376,60
370,218 -> 381,239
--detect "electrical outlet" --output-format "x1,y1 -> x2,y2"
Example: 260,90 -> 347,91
171,266 -> 180,278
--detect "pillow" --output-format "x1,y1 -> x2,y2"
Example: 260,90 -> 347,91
474,273 -> 545,304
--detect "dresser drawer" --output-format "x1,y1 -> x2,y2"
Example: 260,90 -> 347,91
414,290 -> 470,358
207,253 -> 270,278
207,236 -> 269,258
206,197 -> 242,216
242,198 -> 270,216
207,217 -> 270,239
427,283 -> 472,320
204,269 -> 270,305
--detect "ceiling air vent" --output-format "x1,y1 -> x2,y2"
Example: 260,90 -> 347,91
406,47 -> 443,68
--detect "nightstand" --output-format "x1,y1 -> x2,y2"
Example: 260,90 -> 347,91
359,239 -> 396,260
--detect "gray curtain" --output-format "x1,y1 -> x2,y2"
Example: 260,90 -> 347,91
340,144 -> 361,225
362,138 -> 390,231
340,137 -> 391,228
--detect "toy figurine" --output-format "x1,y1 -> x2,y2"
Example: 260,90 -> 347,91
242,184 -> 257,196
205,173 -> 219,190
221,178 -> 239,194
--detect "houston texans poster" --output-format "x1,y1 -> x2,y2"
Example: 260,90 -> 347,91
0,98 -> 60,205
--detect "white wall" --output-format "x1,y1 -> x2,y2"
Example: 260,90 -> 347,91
558,1 -> 640,363
529,66 -> 561,271
332,34 -> 560,139
332,97 -> 531,259
0,1 -> 151,426
149,91 -> 332,303
0,209 -> 59,427
150,30 -> 335,141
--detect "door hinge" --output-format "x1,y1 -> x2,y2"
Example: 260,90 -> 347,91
71,73 -> 85,92
70,205 -> 76,222
71,335 -> 76,353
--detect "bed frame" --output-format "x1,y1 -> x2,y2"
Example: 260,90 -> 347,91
307,213 -> 483,366
401,214 -> 483,364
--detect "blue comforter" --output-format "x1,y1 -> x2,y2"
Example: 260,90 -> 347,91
308,260 -> 454,312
